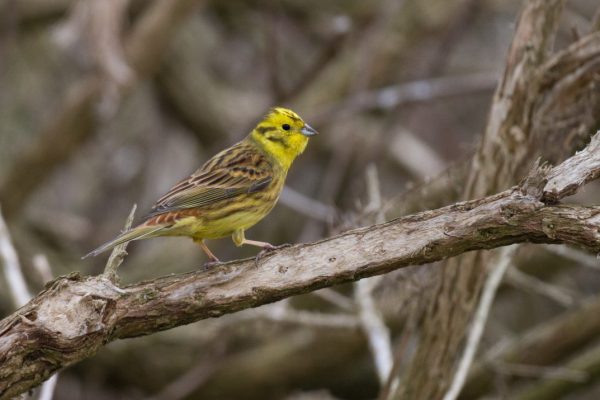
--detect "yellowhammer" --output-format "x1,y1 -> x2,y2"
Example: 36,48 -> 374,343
85,107 -> 318,262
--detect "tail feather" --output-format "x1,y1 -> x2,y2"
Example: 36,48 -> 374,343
83,225 -> 166,259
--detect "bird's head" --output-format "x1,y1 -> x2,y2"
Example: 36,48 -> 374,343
250,107 -> 318,170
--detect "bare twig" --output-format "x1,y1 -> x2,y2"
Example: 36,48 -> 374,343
280,187 -> 337,223
312,288 -> 355,312
387,130 -> 446,180
0,207 -> 58,400
355,277 -> 393,383
505,266 -> 576,307
311,73 -> 497,125
103,204 -> 136,283
32,254 -> 54,283
542,244 -> 600,271
356,164 -> 393,384
242,301 -> 359,329
493,360 -> 587,382
591,6 -> 600,33
0,206 -> 31,307
147,348 -> 224,400
443,245 -> 518,400
37,375 -> 59,400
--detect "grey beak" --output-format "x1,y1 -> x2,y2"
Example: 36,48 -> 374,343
301,123 -> 319,136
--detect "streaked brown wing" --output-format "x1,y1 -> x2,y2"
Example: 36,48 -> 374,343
145,142 -> 273,218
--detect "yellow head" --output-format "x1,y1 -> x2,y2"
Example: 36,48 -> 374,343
250,107 -> 318,170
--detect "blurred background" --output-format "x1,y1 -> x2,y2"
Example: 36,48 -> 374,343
1,0 -> 600,399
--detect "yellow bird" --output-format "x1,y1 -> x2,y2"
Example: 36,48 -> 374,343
85,107 -> 318,262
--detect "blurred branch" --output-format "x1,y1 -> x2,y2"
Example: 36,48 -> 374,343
240,301 -> 359,329
462,293 -> 600,398
311,73 -> 497,126
147,346 -> 225,400
278,26 -> 349,103
514,342 -> 600,400
505,266 -> 577,307
2,0 -> 72,25
387,129 -> 446,180
591,6 -> 600,32
312,288 -> 355,312
393,1 -> 600,398
0,0 -> 201,220
280,187 -> 338,223
1,132 -> 600,397
443,245 -> 517,400
383,16 -> 600,221
493,360 -> 588,382
0,207 -> 58,400
542,244 -> 600,271
0,206 -> 31,307
356,165 -> 393,384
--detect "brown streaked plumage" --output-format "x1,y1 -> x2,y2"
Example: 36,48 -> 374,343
84,107 -> 318,262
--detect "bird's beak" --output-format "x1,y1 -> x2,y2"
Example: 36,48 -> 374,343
301,123 -> 319,136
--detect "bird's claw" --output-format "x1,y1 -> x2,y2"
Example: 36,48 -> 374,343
254,243 -> 292,268
201,260 -> 223,271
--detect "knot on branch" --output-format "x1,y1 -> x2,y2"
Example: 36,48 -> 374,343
518,158 -> 551,200
22,274 -> 120,340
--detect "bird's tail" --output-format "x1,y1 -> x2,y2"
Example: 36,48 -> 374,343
83,224 -> 166,259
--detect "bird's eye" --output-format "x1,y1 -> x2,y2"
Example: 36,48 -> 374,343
282,124 -> 291,131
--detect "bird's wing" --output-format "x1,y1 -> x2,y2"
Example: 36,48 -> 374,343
145,143 -> 273,218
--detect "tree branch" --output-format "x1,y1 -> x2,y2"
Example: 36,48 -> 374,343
0,130 -> 599,398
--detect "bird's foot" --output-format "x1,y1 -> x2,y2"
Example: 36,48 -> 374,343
254,243 -> 292,268
201,259 -> 223,271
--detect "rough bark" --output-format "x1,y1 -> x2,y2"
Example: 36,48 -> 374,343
0,130 -> 599,398
391,1 -> 599,398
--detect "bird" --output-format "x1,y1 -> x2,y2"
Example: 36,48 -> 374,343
84,107 -> 318,263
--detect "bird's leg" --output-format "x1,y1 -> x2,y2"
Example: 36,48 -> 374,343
193,238 -> 221,268
232,229 -> 291,267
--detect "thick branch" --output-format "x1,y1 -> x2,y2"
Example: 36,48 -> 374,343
543,133 -> 600,202
1,141 -> 600,397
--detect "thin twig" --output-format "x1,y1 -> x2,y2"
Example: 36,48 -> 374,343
443,245 -> 518,400
0,206 -> 58,400
32,254 -> 54,283
37,374 -> 59,400
311,73 -> 497,125
355,165 -> 393,384
280,187 -> 337,223
505,266 -> 576,307
147,350 -> 224,400
542,244 -> 600,271
387,130 -> 446,179
493,360 -> 588,382
0,206 -> 31,307
103,204 -> 136,282
247,301 -> 359,329
591,6 -> 600,33
312,288 -> 355,312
